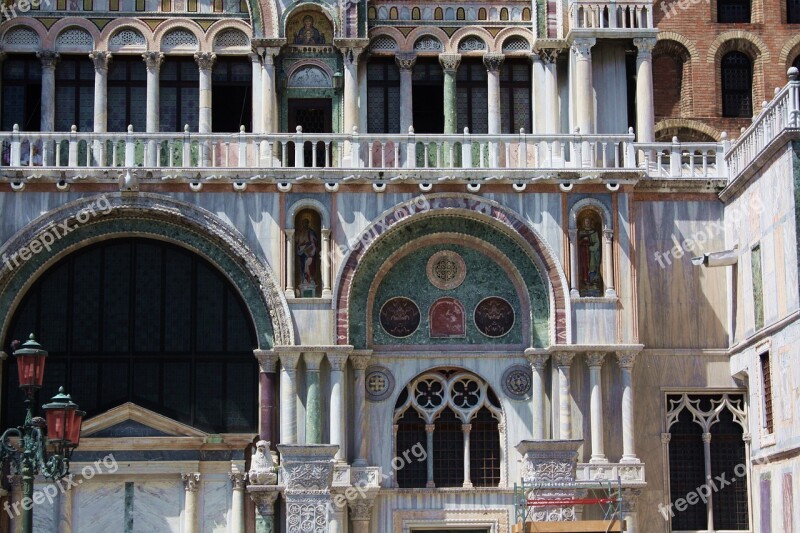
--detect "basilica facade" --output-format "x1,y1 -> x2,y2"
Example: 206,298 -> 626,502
0,0 -> 798,532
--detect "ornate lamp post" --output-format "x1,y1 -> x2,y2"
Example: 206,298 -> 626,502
0,334 -> 84,533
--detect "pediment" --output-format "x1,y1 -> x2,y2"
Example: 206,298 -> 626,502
81,403 -> 207,438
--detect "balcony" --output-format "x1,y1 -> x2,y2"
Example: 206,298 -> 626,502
568,0 -> 656,36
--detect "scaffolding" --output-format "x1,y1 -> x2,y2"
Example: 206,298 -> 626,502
512,478 -> 626,532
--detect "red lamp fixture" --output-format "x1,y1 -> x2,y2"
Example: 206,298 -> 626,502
13,334 -> 47,396
41,387 -> 84,456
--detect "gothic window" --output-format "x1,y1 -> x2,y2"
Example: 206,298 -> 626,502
394,369 -> 502,488
108,55 -> 147,132
160,57 -> 200,132
2,238 -> 258,434
54,56 -> 94,132
294,209 -> 322,297
721,51 -> 753,117
759,350 -> 774,433
367,59 -> 400,133
212,57 -> 252,132
1,54 -> 41,131
717,0 -> 750,22
576,209 -> 604,297
665,394 -> 749,531
790,0 -> 800,22
500,59 -> 532,133
456,60 -> 488,133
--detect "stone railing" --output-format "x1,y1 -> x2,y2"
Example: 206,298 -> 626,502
725,68 -> 800,180
636,138 -> 727,179
569,0 -> 655,30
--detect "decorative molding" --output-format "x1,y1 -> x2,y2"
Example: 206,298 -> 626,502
571,38 -> 596,60
142,51 -> 164,72
365,365 -> 395,402
230,472 -> 246,491
395,53 -> 417,71
553,352 -> 576,367
89,50 -> 112,71
194,51 -> 216,71
181,472 -> 201,492
482,53 -> 505,72
501,364 -> 533,401
616,351 -> 637,369
327,353 -> 349,371
438,53 -> 462,72
348,499 -> 374,521
36,50 -> 60,69
585,352 -> 606,368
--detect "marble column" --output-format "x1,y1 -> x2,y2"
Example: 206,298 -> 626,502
181,473 -> 201,533
572,38 -> 595,165
279,352 -> 301,444
304,353 -> 324,444
554,352 -> 575,440
349,499 -> 374,533
541,49 -> 560,135
229,472 -> 246,533
425,424 -> 435,488
328,353 -> 348,461
321,229 -> 332,298
395,53 -> 416,134
621,489 -> 641,533
569,228 -> 580,297
37,51 -> 58,132
462,424 -> 473,488
526,353 -> 549,439
143,52 -> 163,166
255,350 -> 278,443
633,38 -> 656,143
250,53 -> 263,133
617,351 -> 639,463
602,228 -> 616,296
248,489 -> 280,533
439,54 -> 461,134
586,352 -> 607,463
342,46 -> 363,136
285,229 -> 296,297
194,52 -> 216,133
261,49 -> 278,134
351,354 -> 371,466
90,51 -> 111,166
59,479 -> 74,533
0,52 -> 6,127
7,475 -> 22,533
484,53 -> 504,167
330,501 -> 346,533
702,432 -> 714,529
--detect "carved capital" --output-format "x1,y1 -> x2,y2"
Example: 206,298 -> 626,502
537,48 -> 560,64
142,51 -> 164,73
425,424 -> 436,433
194,51 -> 217,71
633,37 -> 657,56
553,352 -> 576,368
254,350 -> 278,373
348,499 -> 374,521
327,352 -> 349,371
230,472 -> 246,491
248,489 -> 281,516
526,353 -> 550,371
616,351 -> 637,370
89,51 -> 112,72
661,432 -> 671,444
438,53 -> 461,73
182,472 -> 201,492
278,352 -> 301,371
350,354 -> 372,371
304,352 -> 324,371
37,50 -> 60,69
462,423 -> 472,434
603,228 -> 613,243
585,352 -> 606,368
571,38 -> 595,60
394,52 -> 417,71
702,432 -> 712,444
482,53 -> 505,73
621,489 -> 641,512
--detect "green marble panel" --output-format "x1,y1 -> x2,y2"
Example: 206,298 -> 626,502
751,243 -> 764,331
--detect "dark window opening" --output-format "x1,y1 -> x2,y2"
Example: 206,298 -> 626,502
212,57 -> 252,132
160,57 -> 199,132
55,56 -> 95,133
108,55 -> 147,132
500,59 -> 531,133
790,0 -> 800,22
760,351 -> 774,433
411,59 -> 444,133
366,59 -> 400,134
456,59 -> 488,134
721,51 -> 753,118
711,409 -> 749,529
668,409 -> 707,530
2,54 -> 42,131
396,408 -> 428,488
718,0 -> 751,22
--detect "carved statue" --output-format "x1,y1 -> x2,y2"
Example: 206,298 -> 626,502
296,214 -> 319,287
248,440 -> 277,485
578,216 -> 602,295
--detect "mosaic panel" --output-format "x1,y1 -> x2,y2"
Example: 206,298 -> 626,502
379,297 -> 421,338
474,296 -> 515,337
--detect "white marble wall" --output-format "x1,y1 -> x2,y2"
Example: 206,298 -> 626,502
133,480 -> 182,533
73,481 -> 126,532
201,476 -> 231,533
29,481 -> 59,533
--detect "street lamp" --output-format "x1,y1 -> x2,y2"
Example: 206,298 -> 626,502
0,334 -> 84,533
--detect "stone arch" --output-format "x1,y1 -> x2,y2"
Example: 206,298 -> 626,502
45,18 -> 101,51
334,194 -> 570,347
207,19 -> 253,53
368,27 -> 405,52
494,27 -> 533,54
779,34 -> 800,72
0,20 -> 47,52
569,198 -> 612,231
286,198 -> 330,229
707,32 -> 769,117
450,26 -> 495,53
285,60 -> 334,87
280,2 -> 339,40
154,19 -> 207,53
653,38 -> 694,118
405,27 -> 449,54
98,19 -> 155,51
0,193 -> 293,349
656,31 -> 699,62
655,119 -> 721,142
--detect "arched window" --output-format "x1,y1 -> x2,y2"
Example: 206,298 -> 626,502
666,393 -> 749,531
717,0 -> 750,22
721,51 -> 753,118
2,238 -> 258,434
790,0 -> 800,22
394,369 -> 502,488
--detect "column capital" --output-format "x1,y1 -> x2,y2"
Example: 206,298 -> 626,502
425,424 -> 436,433
304,352 -> 324,371
350,353 -> 372,371
229,472 -> 246,491
89,50 -> 112,71
247,488 -> 281,516
327,352 -> 349,371
348,498 -> 374,521
194,51 -> 217,71
661,432 -> 671,444
142,51 -> 164,73
334,38 -> 369,66
181,472 -> 201,492
482,53 -> 505,73
278,352 -> 301,370
585,351 -> 606,368
438,53 -> 462,73
616,351 -> 637,369
621,489 -> 641,513
284,228 -> 295,238
701,432 -> 712,444
632,37 -> 657,55
462,423 -> 472,433
254,349 -> 279,373
526,352 -> 550,370
535,48 -> 560,64
571,38 -> 596,60
553,351 -> 576,368
395,52 -> 417,71
36,50 -> 60,69
602,227 -> 613,243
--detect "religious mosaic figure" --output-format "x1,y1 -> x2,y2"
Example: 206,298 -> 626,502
578,214 -> 603,296
294,15 -> 325,45
248,440 -> 277,485
296,213 -> 319,293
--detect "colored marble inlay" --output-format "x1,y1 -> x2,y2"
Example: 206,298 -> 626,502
474,296 -> 515,338
380,297 -> 421,337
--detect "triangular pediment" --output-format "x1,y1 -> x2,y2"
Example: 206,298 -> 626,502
81,403 -> 208,438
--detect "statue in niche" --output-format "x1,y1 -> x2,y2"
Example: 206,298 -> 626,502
294,15 -> 325,45
295,209 -> 321,297
578,211 -> 603,297
248,440 -> 277,485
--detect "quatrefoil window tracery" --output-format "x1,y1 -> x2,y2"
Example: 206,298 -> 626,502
395,371 -> 501,424
665,393 -> 747,433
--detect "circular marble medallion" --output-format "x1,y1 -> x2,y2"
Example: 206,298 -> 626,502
379,297 -> 421,338
426,250 -> 467,290
502,364 -> 533,401
474,296 -> 515,338
365,366 -> 395,402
